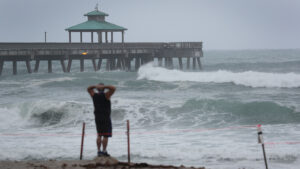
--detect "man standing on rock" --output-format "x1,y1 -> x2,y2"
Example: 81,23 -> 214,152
87,83 -> 116,157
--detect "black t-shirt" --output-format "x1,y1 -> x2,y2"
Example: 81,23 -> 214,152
92,92 -> 111,121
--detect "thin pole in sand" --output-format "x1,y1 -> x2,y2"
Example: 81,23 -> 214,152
80,122 -> 86,160
257,124 -> 268,169
127,120 -> 131,164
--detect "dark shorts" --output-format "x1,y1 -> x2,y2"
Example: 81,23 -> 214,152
95,119 -> 112,137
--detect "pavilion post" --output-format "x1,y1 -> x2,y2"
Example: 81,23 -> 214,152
91,32 -> 94,43
111,32 -> 113,43
69,31 -> 72,43
122,31 -> 124,43
105,32 -> 108,43
98,32 -> 102,43
80,32 -> 83,43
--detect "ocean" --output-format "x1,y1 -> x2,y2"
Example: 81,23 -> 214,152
0,49 -> 300,169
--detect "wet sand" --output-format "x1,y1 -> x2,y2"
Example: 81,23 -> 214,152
0,157 -> 206,169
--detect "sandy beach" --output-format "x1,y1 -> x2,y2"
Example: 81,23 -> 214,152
0,157 -> 206,169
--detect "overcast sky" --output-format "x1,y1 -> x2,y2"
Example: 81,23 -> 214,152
0,0 -> 299,49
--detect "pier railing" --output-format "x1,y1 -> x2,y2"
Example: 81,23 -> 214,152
0,42 -> 202,50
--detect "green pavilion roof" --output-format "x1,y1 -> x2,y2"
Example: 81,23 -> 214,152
66,20 -> 127,31
84,10 -> 108,16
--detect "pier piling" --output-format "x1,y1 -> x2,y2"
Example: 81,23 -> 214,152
48,60 -> 52,73
178,57 -> 183,70
80,59 -> 84,72
135,57 -> 140,71
193,58 -> 196,70
197,57 -> 202,70
0,59 -> 3,75
13,60 -> 17,75
67,59 -> 72,72
97,59 -> 102,70
187,57 -> 190,70
92,59 -> 97,71
25,60 -> 32,73
34,60 -> 40,72
60,59 -> 67,72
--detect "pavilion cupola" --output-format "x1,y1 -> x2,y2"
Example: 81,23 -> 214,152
85,5 -> 108,22
65,4 -> 127,43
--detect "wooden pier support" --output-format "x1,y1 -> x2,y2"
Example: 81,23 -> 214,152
192,57 -> 196,70
121,57 -> 126,70
60,59 -> 66,72
67,59 -> 72,72
48,60 -> 52,73
165,57 -> 173,69
13,60 -> 17,75
178,57 -> 183,70
196,57 -> 203,70
164,57 -> 168,68
25,60 -> 32,73
187,57 -> 190,70
92,59 -> 97,71
106,59 -> 110,71
0,59 -> 4,75
126,58 -> 131,71
110,58 -> 116,70
158,57 -> 162,67
135,57 -> 140,71
97,59 -> 102,70
80,59 -> 84,72
169,58 -> 173,69
34,60 -> 40,73
116,58 -> 121,70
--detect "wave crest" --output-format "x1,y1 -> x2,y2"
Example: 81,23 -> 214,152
137,63 -> 300,88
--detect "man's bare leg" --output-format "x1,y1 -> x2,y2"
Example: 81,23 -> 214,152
97,136 -> 102,152
102,137 -> 108,152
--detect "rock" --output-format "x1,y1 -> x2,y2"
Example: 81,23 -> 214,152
93,156 -> 119,165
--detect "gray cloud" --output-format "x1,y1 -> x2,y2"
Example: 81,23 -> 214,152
0,0 -> 299,49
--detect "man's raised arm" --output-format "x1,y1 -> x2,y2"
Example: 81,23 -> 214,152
87,85 -> 96,97
103,85 -> 116,100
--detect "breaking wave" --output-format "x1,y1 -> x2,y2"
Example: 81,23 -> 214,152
0,100 -> 92,129
137,63 -> 300,88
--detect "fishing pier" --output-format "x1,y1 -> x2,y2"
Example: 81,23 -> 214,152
0,6 -> 203,75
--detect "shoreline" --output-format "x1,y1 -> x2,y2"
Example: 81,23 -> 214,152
0,157 -> 206,169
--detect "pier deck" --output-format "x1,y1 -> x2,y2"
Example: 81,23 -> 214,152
0,42 -> 203,75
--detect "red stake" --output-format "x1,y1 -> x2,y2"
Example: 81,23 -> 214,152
127,120 -> 131,164
80,122 -> 86,160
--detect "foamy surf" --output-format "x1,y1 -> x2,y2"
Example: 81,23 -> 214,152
137,63 -> 300,88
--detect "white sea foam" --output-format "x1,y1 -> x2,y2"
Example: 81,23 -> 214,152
137,63 -> 300,88
27,77 -> 75,87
